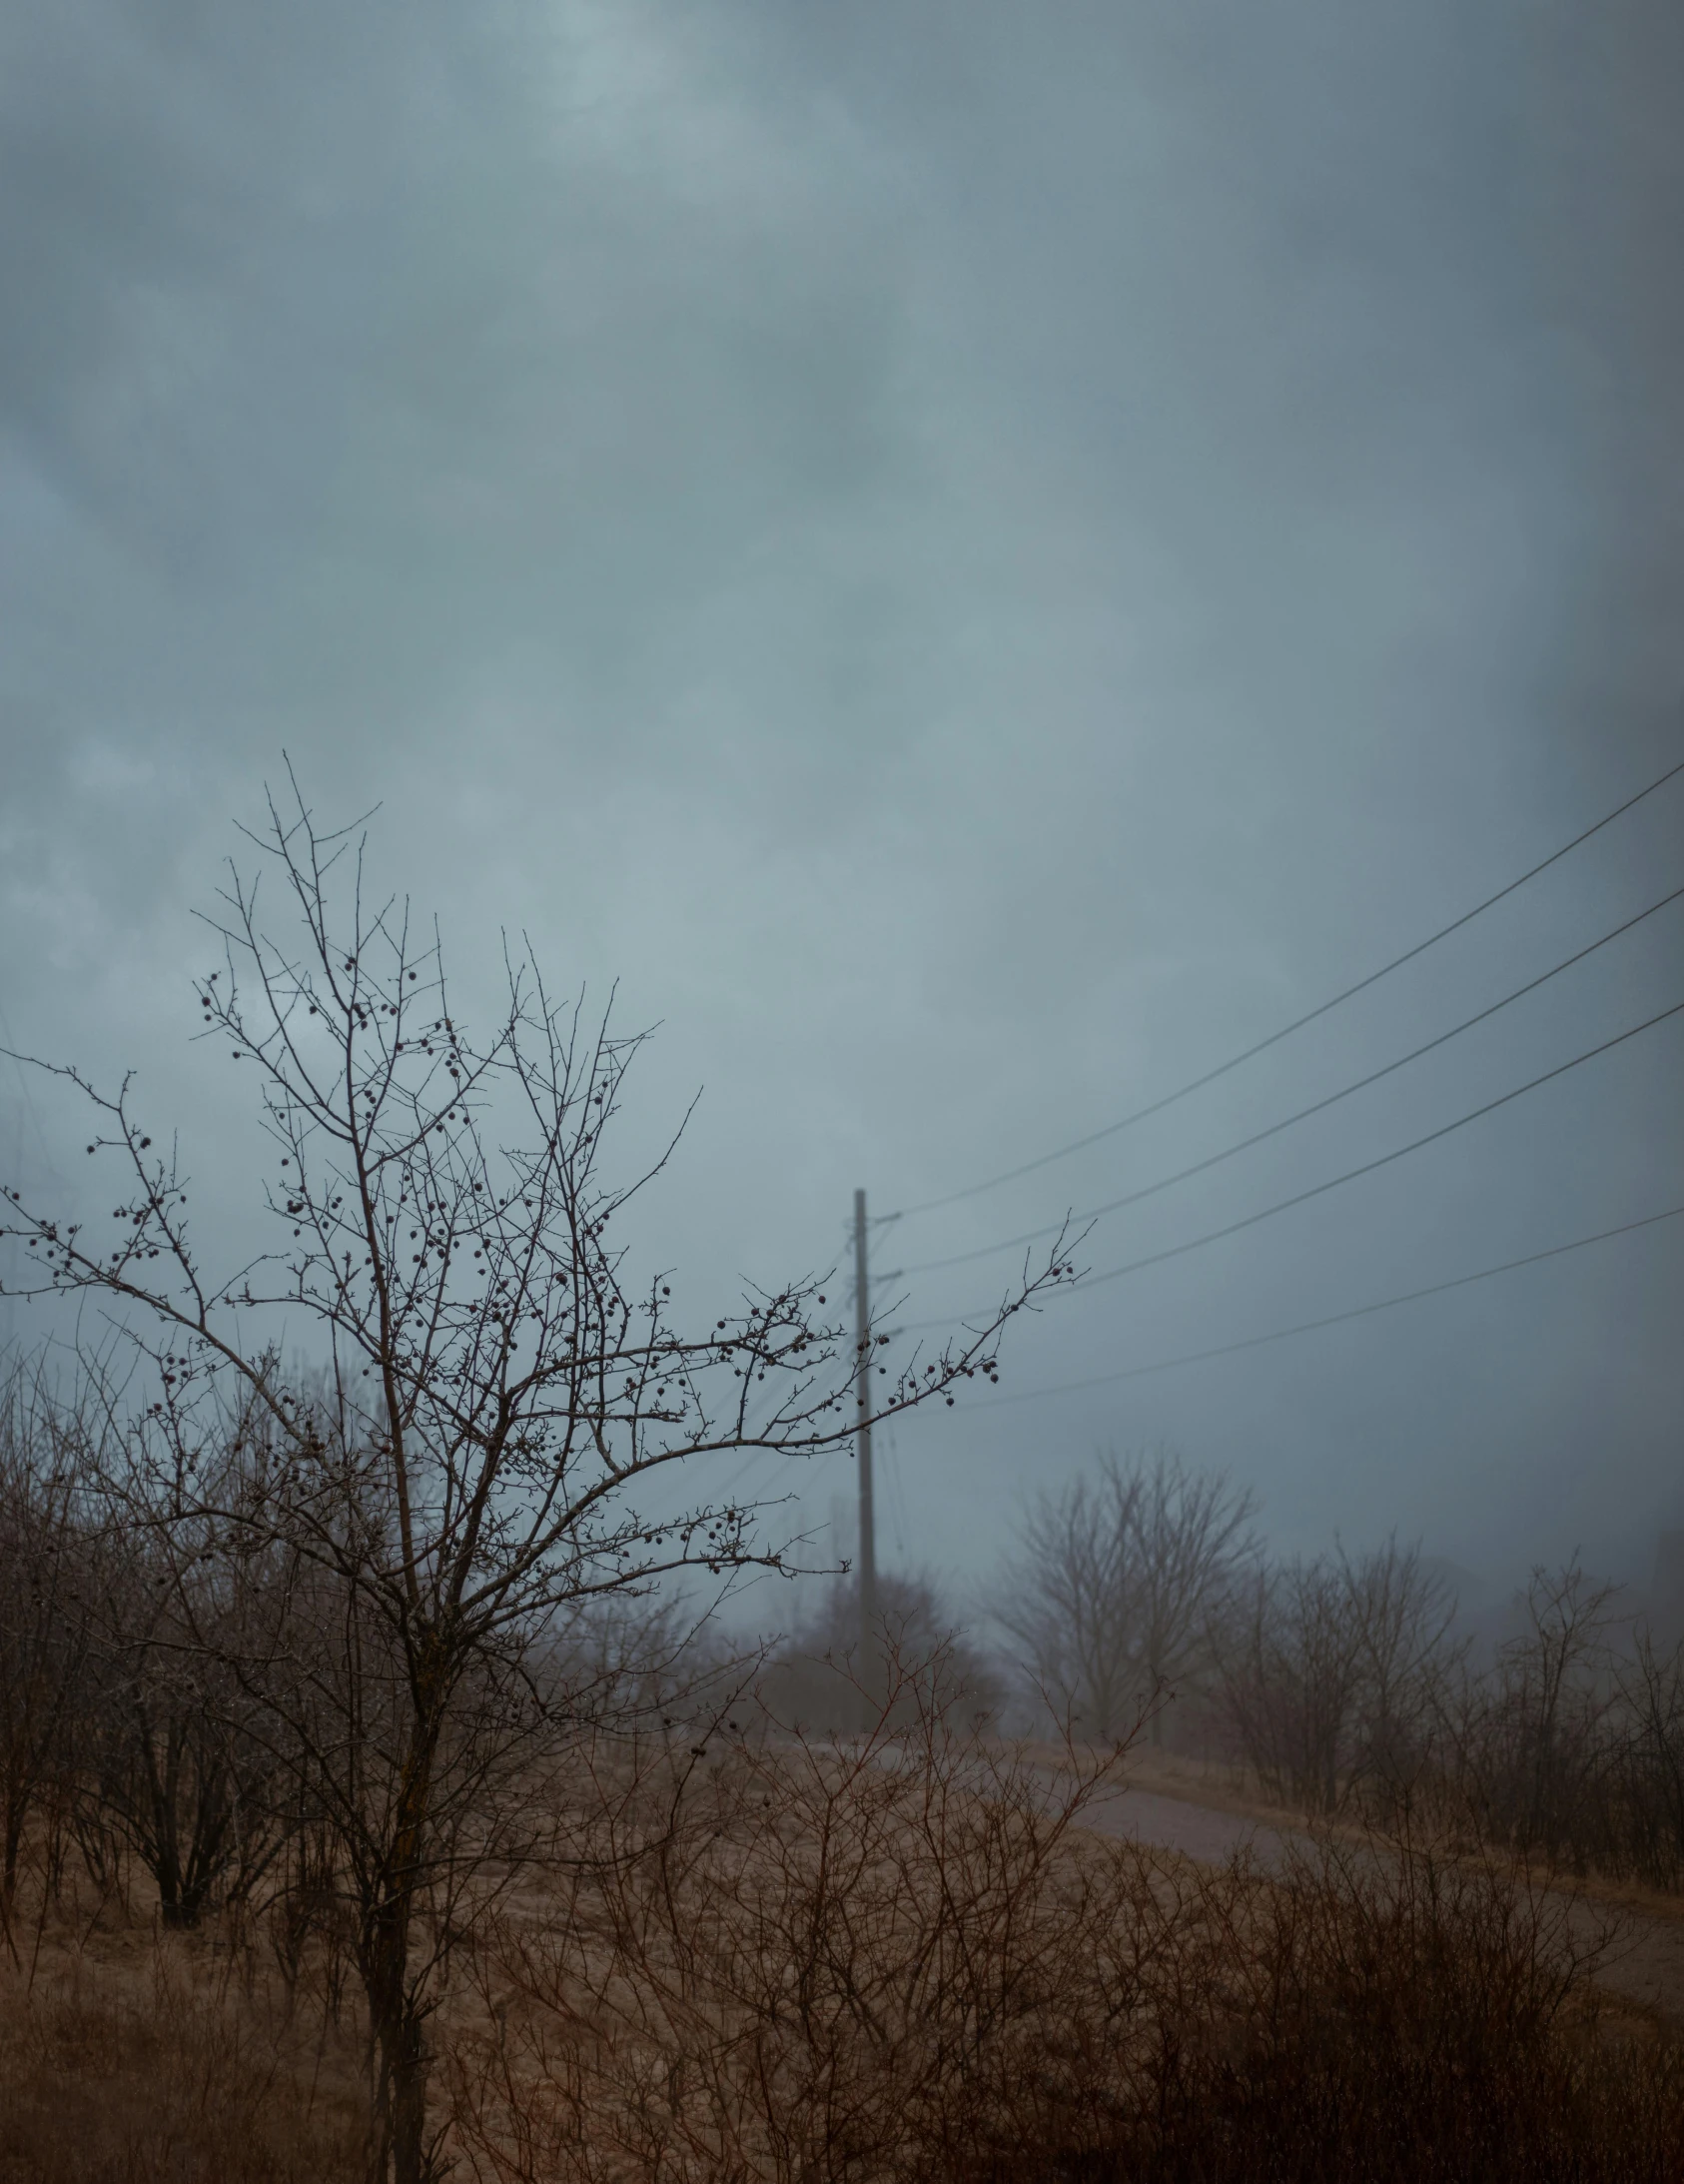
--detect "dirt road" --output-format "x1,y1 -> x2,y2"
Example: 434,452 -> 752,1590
1075,1773 -> 1684,2022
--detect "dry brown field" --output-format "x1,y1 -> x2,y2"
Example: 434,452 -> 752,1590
6,1718 -> 1684,2182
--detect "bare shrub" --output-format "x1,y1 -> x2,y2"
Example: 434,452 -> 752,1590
1117,1829 -> 1676,2184
759,1571 -> 1004,1735
443,1661 -> 1684,2184
445,1651 -> 1158,2179
1428,1561 -> 1684,1890
76,1511 -> 286,1930
1482,1562 -> 1626,1864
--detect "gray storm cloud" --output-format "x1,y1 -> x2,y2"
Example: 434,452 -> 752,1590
1,0 -> 1680,1593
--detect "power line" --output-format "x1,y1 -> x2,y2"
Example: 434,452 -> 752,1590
897,879 -> 1684,1277
957,1204 -> 1684,1406
880,752 -> 1684,1224
1078,996 -> 1683,1288
896,994 -> 1684,1328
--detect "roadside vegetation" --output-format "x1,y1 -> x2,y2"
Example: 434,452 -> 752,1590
3,1637 -> 1683,2183
997,1447 -> 1684,1894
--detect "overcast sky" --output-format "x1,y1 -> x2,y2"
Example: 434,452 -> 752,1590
2,0 -> 1680,1602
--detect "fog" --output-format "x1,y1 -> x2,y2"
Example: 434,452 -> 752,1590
2,0 -> 1680,1602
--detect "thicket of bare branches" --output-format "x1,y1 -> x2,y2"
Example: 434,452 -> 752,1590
5,1456 -> 1684,2181
1213,1536 -> 1459,1815
0,1361 -> 95,1935
447,1656 -> 1145,2178
440,1661 -> 1678,2184
997,1446 -> 1684,1893
1215,1530 -> 1684,1888
1426,1563 -> 1684,1888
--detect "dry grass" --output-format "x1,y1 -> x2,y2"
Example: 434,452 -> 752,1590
0,1887 -> 367,2183
441,1695 -> 1684,2184
6,1685 -> 1684,2183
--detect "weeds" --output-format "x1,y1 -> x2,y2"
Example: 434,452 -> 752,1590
5,1681 -> 1684,2183
444,1660 -> 1684,2184
0,1917 -> 366,2183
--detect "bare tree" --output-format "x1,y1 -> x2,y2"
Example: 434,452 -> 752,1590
1338,1536 -> 1459,1805
0,773 -> 1070,2182
997,1448 -> 1256,1743
1434,1560 -> 1625,1865
1127,1450 -> 1259,1744
996,1459 -> 1141,1739
76,1492 -> 285,1928
1216,1555 -> 1364,1812
0,1361 -> 96,1938
1216,1539 -> 1456,1816
1503,1563 -> 1624,1856
1618,1630 -> 1684,1889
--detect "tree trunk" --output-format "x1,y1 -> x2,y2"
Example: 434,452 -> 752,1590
364,1672 -> 443,2184
0,1796 -> 22,1944
372,1988 -> 430,2184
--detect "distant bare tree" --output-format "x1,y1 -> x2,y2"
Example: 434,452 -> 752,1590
1618,1630 -> 1684,1888
998,1448 -> 1256,1742
996,1459 -> 1140,1740
1217,1556 -> 1363,1813
1339,1537 -> 1459,1804
1435,1560 -> 1625,1865
1504,1563 -> 1624,1855
1216,1538 -> 1455,1815
0,772 -> 1070,2182
1128,1450 -> 1260,1744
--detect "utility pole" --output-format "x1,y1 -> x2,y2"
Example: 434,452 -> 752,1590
853,1186 -> 878,1705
